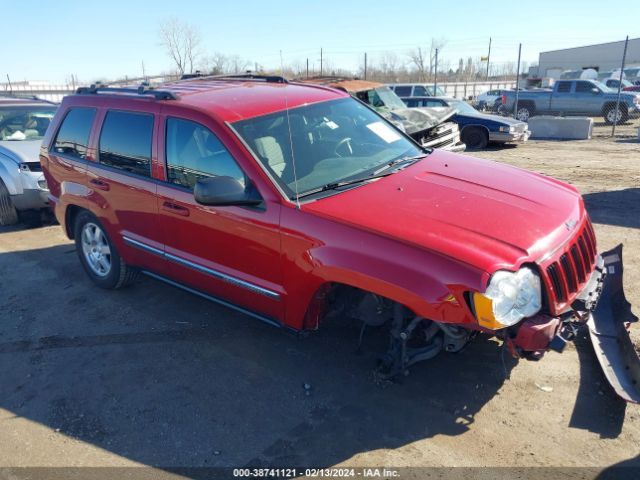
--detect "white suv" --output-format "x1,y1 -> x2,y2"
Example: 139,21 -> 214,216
0,96 -> 57,225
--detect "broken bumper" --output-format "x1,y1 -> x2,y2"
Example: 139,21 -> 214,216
587,245 -> 640,403
512,244 -> 639,403
489,129 -> 531,143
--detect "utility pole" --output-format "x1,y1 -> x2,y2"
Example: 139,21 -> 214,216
612,35 -> 629,137
320,48 -> 323,77
306,58 -> 309,79
513,43 -> 522,119
486,37 -> 492,81
433,48 -> 438,95
364,52 -> 367,80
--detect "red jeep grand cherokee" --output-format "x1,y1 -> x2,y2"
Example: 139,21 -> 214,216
40,76 -> 638,401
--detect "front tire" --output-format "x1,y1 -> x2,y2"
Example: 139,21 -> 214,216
0,178 -> 19,226
74,211 -> 138,289
461,126 -> 489,150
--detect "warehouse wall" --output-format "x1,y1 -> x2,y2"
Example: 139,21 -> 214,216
538,38 -> 640,77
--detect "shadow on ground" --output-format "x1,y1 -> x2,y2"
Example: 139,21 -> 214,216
0,243 -> 517,471
0,241 -> 631,475
583,188 -> 640,229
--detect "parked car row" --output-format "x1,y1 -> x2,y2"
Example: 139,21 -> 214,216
500,79 -> 640,123
401,96 -> 530,149
302,78 -> 466,152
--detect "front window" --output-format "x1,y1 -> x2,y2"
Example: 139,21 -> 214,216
449,100 -> 479,115
0,105 -> 57,141
232,98 -> 422,199
357,87 -> 407,112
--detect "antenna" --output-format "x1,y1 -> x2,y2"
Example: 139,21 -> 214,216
283,88 -> 301,209
279,49 -> 301,208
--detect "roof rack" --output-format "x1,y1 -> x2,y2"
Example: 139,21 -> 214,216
176,73 -> 288,84
75,84 -> 178,100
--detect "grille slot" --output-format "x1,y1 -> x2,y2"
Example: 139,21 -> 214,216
570,245 -> 586,283
559,254 -> 577,293
546,263 -> 566,303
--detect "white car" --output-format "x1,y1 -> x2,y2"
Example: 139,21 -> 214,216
0,96 -> 57,225
475,89 -> 507,111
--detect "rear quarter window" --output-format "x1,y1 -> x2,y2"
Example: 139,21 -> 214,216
98,111 -> 154,177
394,86 -> 412,96
52,108 -> 96,159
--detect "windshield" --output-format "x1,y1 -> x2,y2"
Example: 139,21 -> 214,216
232,98 -> 423,199
591,80 -> 614,93
449,100 -> 478,115
358,87 -> 407,112
0,105 -> 57,141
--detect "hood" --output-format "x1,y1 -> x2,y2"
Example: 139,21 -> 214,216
302,150 -> 584,273
458,111 -> 524,126
384,107 -> 456,134
0,140 -> 42,164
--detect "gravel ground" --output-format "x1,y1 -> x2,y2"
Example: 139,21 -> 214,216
0,118 -> 638,479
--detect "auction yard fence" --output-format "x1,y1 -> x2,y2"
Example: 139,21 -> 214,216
1,79 -> 516,103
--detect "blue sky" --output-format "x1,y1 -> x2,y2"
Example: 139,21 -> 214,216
3,0 -> 639,83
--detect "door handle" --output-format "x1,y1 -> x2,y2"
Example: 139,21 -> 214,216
162,201 -> 190,217
89,178 -> 110,191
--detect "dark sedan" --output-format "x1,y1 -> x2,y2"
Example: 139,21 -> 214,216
401,96 -> 531,149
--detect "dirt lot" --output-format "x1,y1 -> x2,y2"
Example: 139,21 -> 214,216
0,119 -> 639,479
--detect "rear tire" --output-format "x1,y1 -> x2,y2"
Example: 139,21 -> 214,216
515,102 -> 535,122
461,126 -> 489,150
0,178 -> 19,226
74,210 -> 138,289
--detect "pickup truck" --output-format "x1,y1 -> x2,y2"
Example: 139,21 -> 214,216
501,79 -> 640,124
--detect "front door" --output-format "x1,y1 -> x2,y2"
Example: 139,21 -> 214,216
156,115 -> 284,322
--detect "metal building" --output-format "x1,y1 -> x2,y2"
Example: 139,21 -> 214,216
537,38 -> 640,79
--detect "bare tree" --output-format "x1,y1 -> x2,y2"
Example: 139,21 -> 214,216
429,37 -> 447,78
409,47 -> 427,81
159,17 -> 201,75
200,52 -> 228,75
227,55 -> 250,74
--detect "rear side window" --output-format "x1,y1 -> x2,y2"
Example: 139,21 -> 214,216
99,111 -> 153,177
165,118 -> 245,190
556,81 -> 572,93
413,86 -> 428,96
394,86 -> 412,96
52,108 -> 96,159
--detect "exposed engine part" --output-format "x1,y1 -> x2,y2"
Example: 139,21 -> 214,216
352,292 -> 388,327
376,304 -> 444,379
437,324 -> 471,353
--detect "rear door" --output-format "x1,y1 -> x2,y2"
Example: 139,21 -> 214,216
156,112 -> 284,322
86,106 -> 168,274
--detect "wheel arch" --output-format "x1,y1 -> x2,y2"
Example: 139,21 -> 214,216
287,244 -> 482,331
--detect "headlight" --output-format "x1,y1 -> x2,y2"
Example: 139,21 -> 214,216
19,163 -> 31,172
498,126 -> 516,133
472,267 -> 542,330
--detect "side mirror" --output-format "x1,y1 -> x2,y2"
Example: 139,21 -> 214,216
591,87 -> 601,94
194,176 -> 262,207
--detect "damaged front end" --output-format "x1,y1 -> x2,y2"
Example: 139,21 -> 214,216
385,107 -> 466,152
507,245 -> 640,403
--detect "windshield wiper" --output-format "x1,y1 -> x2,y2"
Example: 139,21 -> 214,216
296,171 -> 394,200
373,152 -> 430,175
